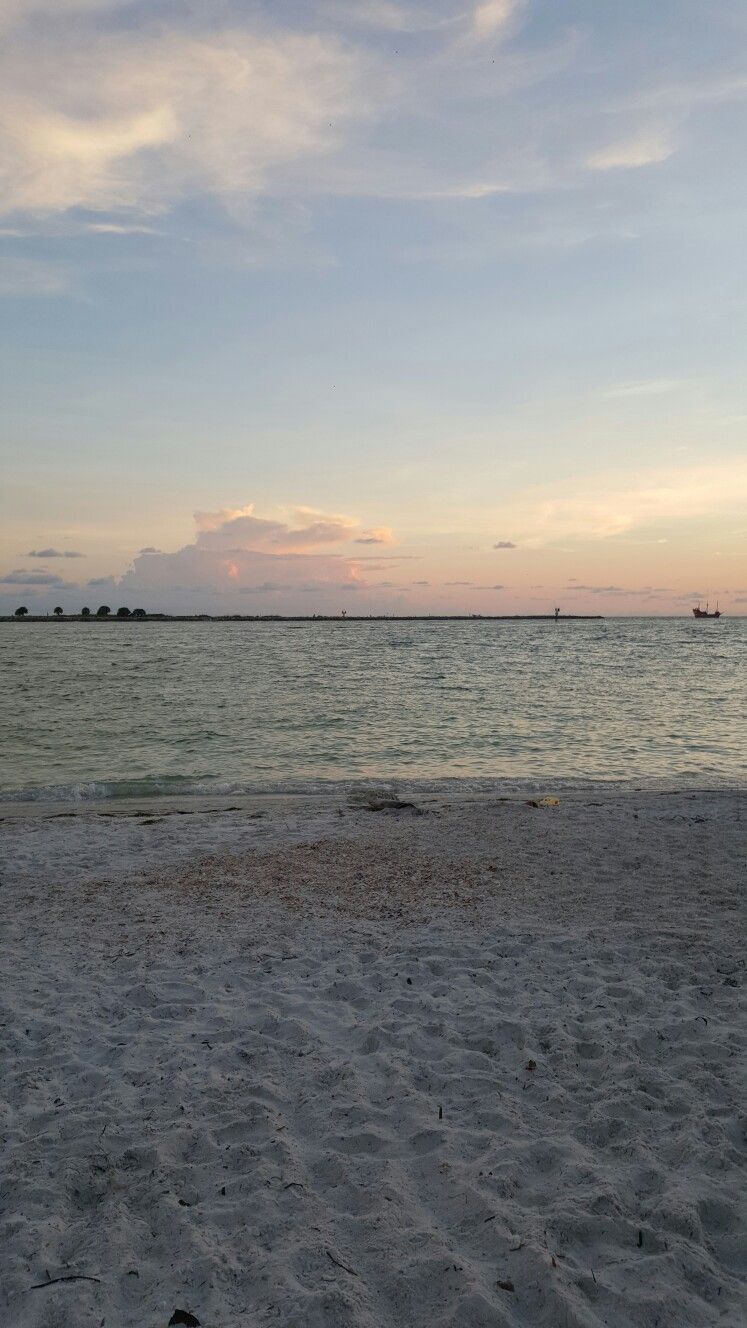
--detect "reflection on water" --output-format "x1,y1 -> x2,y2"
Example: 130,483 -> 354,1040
0,617 -> 744,800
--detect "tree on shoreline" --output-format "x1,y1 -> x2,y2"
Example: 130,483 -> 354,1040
53,606 -> 63,617
81,607 -> 91,617
96,605 -> 111,617
14,606 -> 28,617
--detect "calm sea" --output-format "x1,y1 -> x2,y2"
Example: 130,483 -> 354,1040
0,618 -> 744,803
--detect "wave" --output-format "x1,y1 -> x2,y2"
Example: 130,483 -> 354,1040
0,771 -> 736,807
0,775 -> 238,804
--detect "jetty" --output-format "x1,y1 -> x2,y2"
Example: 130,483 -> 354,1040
1,613 -> 603,623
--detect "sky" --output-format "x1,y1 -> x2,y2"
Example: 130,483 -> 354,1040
1,0 -> 745,616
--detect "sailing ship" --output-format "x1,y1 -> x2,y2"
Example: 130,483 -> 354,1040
692,602 -> 721,618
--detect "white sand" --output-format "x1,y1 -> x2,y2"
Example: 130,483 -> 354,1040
1,788 -> 744,1327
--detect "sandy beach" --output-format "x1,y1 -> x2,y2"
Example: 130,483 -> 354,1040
1,787 -> 744,1327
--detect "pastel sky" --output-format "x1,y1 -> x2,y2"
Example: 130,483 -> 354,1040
1,0 -> 745,615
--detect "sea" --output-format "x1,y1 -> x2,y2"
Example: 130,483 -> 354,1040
0,617 -> 744,805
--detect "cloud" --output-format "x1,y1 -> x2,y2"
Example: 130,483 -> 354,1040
27,547 -> 84,558
568,584 -> 628,595
323,2 -> 442,32
505,459 -> 747,546
472,1 -> 522,40
0,569 -> 75,586
0,257 -> 72,296
193,504 -> 362,551
587,126 -> 674,171
0,1 -> 126,31
568,584 -> 671,598
138,546 -> 161,554
87,222 -> 163,235
493,540 -> 516,549
87,575 -> 117,587
0,24 -> 361,217
354,527 -> 395,544
109,503 -> 397,611
602,379 -> 682,399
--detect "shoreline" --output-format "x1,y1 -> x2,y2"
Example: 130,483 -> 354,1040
1,779 -> 743,822
1,613 -> 605,624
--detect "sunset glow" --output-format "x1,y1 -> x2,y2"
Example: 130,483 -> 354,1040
1,1 -> 745,615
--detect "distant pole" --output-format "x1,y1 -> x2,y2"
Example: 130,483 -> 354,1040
554,606 -> 560,622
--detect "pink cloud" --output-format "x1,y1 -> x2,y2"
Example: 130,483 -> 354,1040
354,526 -> 395,545
193,503 -> 363,552
113,502 -> 397,611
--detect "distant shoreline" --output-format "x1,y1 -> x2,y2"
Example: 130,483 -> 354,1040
0,612 -> 604,623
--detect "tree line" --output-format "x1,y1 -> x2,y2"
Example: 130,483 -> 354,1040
13,606 -> 148,618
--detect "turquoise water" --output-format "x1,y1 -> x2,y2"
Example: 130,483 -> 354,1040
0,618 -> 744,801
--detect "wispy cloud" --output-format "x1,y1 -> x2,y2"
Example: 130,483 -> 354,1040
322,2 -> 454,33
587,125 -> 675,171
0,25 -> 362,217
0,569 -> 77,586
354,527 -> 395,545
27,547 -> 85,558
472,1 -> 522,41
502,459 -> 747,546
86,222 -> 163,235
602,379 -> 683,399
493,540 -> 516,549
567,584 -> 671,598
0,256 -> 72,296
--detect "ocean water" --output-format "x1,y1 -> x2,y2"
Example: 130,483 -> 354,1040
0,618 -> 744,803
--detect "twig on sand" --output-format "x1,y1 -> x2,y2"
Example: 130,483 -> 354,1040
29,1275 -> 101,1291
326,1250 -> 358,1276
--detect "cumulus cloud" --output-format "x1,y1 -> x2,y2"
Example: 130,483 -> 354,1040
27,547 -> 84,558
493,540 -> 516,549
192,504 -> 362,551
138,546 -> 161,554
109,503 -> 397,611
0,21 -> 361,217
